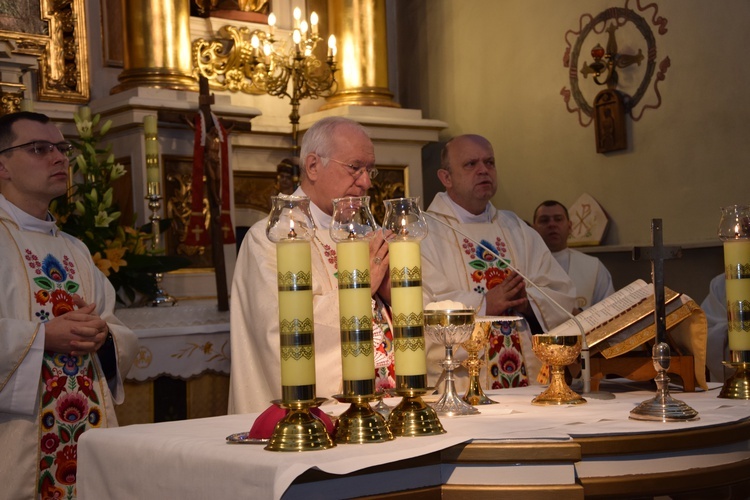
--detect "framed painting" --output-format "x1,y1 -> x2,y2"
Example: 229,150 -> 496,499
0,0 -> 90,102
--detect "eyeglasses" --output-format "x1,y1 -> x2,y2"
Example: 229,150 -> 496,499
320,156 -> 378,180
0,140 -> 74,157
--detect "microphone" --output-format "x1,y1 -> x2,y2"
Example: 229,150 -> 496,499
423,211 -> 614,400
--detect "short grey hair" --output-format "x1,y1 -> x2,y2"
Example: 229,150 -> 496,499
299,116 -> 369,161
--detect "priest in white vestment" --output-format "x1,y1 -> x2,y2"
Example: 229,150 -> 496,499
229,117 -> 393,414
0,112 -> 137,500
533,200 -> 614,311
422,135 -> 576,390
701,273 -> 729,382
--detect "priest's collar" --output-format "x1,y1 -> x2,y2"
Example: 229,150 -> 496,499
439,192 -> 494,223
0,194 -> 59,236
293,187 -> 332,230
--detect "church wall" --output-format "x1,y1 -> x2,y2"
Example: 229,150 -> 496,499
392,0 -> 743,300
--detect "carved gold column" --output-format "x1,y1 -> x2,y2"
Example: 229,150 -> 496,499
322,0 -> 399,109
112,0 -> 197,93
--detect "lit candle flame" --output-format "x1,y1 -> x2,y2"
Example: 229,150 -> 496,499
289,218 -> 297,239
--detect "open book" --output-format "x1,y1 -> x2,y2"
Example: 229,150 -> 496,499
545,279 -> 682,356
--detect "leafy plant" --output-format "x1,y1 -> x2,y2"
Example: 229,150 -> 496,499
51,107 -> 189,306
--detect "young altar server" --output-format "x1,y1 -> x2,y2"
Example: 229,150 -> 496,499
0,112 -> 137,499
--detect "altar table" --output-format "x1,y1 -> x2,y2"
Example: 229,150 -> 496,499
114,299 -> 230,423
78,382 -> 750,499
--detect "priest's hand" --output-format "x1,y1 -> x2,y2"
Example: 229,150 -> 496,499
43,298 -> 109,356
485,271 -> 532,317
370,231 -> 390,299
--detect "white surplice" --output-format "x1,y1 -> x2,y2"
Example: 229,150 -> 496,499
0,196 -> 137,499
552,248 -> 615,310
421,193 -> 576,389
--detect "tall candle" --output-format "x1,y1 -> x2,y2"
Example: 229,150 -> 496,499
724,240 -> 750,351
276,238 -> 317,393
144,115 -> 160,184
337,239 -> 375,391
389,240 -> 427,379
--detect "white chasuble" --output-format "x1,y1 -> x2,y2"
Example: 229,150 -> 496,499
422,193 -> 576,392
0,205 -> 136,500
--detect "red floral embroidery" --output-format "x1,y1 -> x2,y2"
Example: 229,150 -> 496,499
53,445 -> 77,485
484,267 -> 507,290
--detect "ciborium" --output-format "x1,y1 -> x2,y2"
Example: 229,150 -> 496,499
531,334 -> 587,406
424,308 -> 479,416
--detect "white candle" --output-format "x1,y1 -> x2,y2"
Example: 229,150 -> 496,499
144,115 -> 160,184
337,240 -> 375,384
724,240 -> 750,351
389,240 -> 427,377
277,239 -> 317,388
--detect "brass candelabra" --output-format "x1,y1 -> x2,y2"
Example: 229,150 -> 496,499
193,8 -> 338,151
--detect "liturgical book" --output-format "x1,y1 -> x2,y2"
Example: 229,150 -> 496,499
545,279 -> 708,389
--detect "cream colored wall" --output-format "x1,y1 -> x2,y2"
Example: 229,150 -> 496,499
394,0 -> 747,248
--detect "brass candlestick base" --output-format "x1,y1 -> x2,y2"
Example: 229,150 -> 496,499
332,394 -> 394,444
718,362 -> 750,399
265,399 -> 335,452
387,388 -> 445,437
531,335 -> 587,406
630,343 -> 699,422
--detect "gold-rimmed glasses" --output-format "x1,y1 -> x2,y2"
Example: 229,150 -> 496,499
319,155 -> 378,180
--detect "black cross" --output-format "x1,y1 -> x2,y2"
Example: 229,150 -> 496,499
632,219 -> 682,344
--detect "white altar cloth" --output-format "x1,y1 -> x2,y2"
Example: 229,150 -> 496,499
78,382 -> 750,499
115,299 -> 230,381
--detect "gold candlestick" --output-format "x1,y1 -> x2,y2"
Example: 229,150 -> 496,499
330,196 -> 392,443
383,197 -> 444,437
266,195 -> 334,451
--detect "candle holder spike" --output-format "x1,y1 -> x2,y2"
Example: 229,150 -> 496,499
145,180 -> 176,307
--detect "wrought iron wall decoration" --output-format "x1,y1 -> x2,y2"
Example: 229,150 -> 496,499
0,0 -> 90,103
561,1 -> 669,153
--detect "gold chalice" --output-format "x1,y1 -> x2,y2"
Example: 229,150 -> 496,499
461,316 -> 523,405
531,334 -> 586,406
424,309 -> 479,416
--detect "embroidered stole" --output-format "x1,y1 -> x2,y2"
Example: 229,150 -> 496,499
446,219 -> 530,388
19,238 -> 107,499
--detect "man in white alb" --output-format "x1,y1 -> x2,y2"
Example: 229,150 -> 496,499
421,134 -> 576,390
229,117 -> 395,414
532,200 -> 614,312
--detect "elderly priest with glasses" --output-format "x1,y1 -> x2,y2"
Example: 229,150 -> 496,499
229,116 -> 395,414
0,111 -> 137,499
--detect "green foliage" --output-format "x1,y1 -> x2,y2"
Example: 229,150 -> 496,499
51,107 -> 189,306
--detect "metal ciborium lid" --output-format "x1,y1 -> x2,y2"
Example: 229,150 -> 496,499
424,308 -> 479,416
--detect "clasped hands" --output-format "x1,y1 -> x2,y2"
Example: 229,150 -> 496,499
485,271 -> 533,317
43,295 -> 109,356
369,229 -> 391,302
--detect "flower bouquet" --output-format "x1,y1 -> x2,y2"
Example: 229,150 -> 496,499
51,107 -> 190,306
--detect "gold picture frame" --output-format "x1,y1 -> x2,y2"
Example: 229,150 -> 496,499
0,0 -> 90,103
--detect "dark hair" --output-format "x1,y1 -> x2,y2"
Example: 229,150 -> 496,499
533,200 -> 569,223
0,111 -> 51,150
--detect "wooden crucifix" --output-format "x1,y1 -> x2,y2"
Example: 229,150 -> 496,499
632,219 -> 682,344
199,76 -> 229,311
